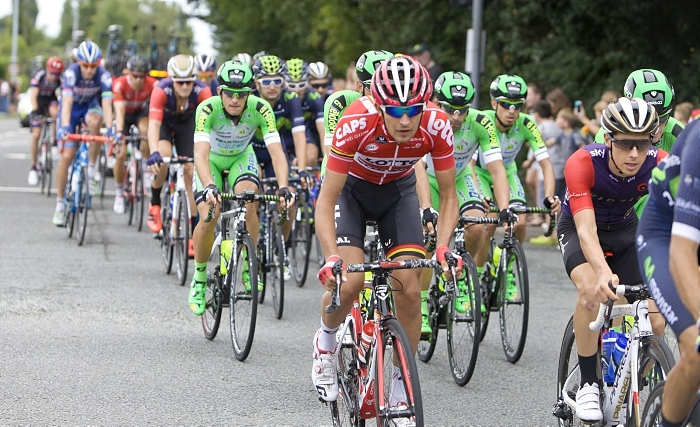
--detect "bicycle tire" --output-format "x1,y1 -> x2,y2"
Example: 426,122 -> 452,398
270,209 -> 285,319
161,189 -> 174,274
257,204 -> 268,305
417,276 -> 440,363
332,317 -> 364,427
640,380 -> 664,427
291,196 -> 312,287
631,335 -> 676,426
554,315 -> 580,427
65,170 -> 75,237
229,232 -> 259,361
479,238 -> 497,343
43,141 -> 53,197
136,161 -> 145,232
76,166 -> 89,246
447,250 -> 481,386
374,318 -> 423,427
175,190 -> 189,286
98,145 -> 107,199
498,240 -> 529,363
126,161 -> 135,226
202,240 -> 223,340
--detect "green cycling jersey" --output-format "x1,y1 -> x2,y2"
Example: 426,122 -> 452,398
194,94 -> 280,156
476,110 -> 548,167
323,89 -> 362,147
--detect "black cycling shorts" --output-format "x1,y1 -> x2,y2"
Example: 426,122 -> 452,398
557,214 -> 642,286
36,96 -> 58,117
123,109 -> 148,133
335,172 -> 424,260
159,115 -> 195,158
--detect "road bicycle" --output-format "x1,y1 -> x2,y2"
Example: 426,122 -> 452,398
641,380 -> 700,426
201,189 -> 282,361
62,133 -> 110,246
157,156 -> 192,286
256,177 -> 291,319
289,169 -> 315,287
417,214 -> 496,386
35,116 -> 55,197
478,205 -> 555,363
553,283 -> 675,426
119,125 -> 146,231
327,256 -> 457,426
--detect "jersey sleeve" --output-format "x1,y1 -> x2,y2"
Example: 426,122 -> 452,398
255,98 -> 281,146
475,113 -> 502,164
99,69 -> 113,99
193,99 -> 215,144
308,92 -> 325,124
324,92 -> 351,147
148,87 -> 167,122
61,67 -> 76,98
30,70 -> 44,88
288,94 -> 306,133
672,124 -> 700,242
197,86 -> 213,104
112,77 -> 125,103
564,149 -> 595,215
523,115 -> 549,161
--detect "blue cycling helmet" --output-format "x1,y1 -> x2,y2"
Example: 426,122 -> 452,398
76,41 -> 102,64
194,54 -> 217,72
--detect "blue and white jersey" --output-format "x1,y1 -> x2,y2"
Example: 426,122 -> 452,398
61,63 -> 112,106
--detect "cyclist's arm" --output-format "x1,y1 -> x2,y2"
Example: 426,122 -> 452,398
433,167 -> 459,248
112,78 -> 125,133
414,158 -> 432,210
193,101 -> 215,187
316,169 -> 346,259
476,114 -> 509,210
100,71 -> 114,132
526,115 -> 557,207
315,120 -> 326,156
29,86 -> 39,111
669,235 -> 700,319
147,87 -> 166,153
268,141 -> 289,188
60,95 -> 74,130
193,141 -> 215,188
290,95 -> 307,170
485,159 -> 510,210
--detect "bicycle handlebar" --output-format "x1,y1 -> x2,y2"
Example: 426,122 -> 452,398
159,157 -> 194,164
588,283 -> 647,330
487,205 -> 557,237
66,134 -> 111,143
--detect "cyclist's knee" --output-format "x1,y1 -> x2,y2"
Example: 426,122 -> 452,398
575,282 -> 599,312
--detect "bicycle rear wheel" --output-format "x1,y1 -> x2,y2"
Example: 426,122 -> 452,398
161,190 -> 174,274
175,190 -> 189,286
40,139 -> 51,196
479,239 -> 497,343
498,241 -> 529,363
76,166 -> 89,246
65,171 -> 76,238
202,240 -> 223,340
229,232 -> 258,361
98,144 -> 107,199
374,318 -> 423,427
632,335 -> 676,425
291,197 -> 312,287
447,251 -> 481,386
554,316 -> 580,427
417,277 -> 440,363
270,209 -> 285,319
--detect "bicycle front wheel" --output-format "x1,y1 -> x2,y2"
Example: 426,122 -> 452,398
126,161 -> 135,226
98,145 -> 107,199
270,210 -> 285,319
555,315 -> 579,427
161,190 -> 174,274
135,161 -> 145,232
498,240 -> 529,363
175,190 -> 189,286
447,250 -> 481,386
417,275 -> 440,363
76,166 -> 89,246
640,380 -> 664,427
332,316 -> 363,427
631,335 -> 676,425
291,199 -> 312,287
229,232 -> 259,361
202,241 -> 223,340
479,238 -> 497,343
374,318 -> 423,427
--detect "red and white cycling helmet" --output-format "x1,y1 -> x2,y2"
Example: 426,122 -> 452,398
370,55 -> 431,107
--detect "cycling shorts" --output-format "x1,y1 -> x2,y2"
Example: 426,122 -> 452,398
159,115 -> 195,159
557,214 -> 643,286
58,98 -> 103,150
636,200 -> 696,338
124,108 -> 149,134
428,168 -> 484,214
193,145 -> 260,202
474,162 -> 526,209
335,172 -> 425,260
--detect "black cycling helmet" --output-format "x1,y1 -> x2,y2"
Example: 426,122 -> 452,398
127,54 -> 148,74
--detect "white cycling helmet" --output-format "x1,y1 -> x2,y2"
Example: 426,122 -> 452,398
309,61 -> 331,80
194,53 -> 217,72
233,52 -> 252,66
76,41 -> 102,64
167,54 -> 196,81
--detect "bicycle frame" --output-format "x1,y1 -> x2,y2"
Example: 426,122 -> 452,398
560,286 -> 653,426
165,160 -> 189,240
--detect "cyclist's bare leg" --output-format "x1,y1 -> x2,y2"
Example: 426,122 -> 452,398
85,112 -> 103,166
49,104 -> 58,141
306,143 -> 319,169
514,212 -> 527,243
660,325 -> 700,423
648,299 -> 666,337
137,118 -> 149,158
391,255 -> 423,354
463,208 -> 487,258
193,198 -> 220,263
570,262 -> 600,358
113,139 -> 128,186
30,120 -> 41,165
234,180 -> 259,243
474,222 -> 497,267
150,139 -> 172,190
56,146 -> 77,199
319,246 -> 365,329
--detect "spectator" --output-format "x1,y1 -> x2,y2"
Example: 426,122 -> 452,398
408,43 -> 443,81
0,79 -> 10,115
345,61 -> 359,90
546,87 -> 571,116
599,90 -> 622,104
526,82 -> 546,111
674,101 -> 695,125
574,99 -> 608,140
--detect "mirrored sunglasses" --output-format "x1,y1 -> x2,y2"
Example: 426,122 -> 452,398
286,81 -> 308,91
221,87 -> 251,98
439,102 -> 469,115
382,103 -> 425,119
497,100 -> 524,110
610,137 -> 652,152
259,78 -> 284,87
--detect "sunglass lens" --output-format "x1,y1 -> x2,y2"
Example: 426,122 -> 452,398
385,105 -> 423,118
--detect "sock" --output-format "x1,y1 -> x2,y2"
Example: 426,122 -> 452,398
421,290 -> 429,316
87,162 -> 95,179
578,354 -> 601,389
660,417 -> 685,427
115,184 -> 123,196
476,266 -> 483,276
390,365 -> 406,406
193,261 -> 207,283
151,186 -> 161,206
317,319 -> 338,352
55,199 -> 64,211
191,215 -> 199,232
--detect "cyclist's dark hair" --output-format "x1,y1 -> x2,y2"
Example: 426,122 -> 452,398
530,100 -> 552,119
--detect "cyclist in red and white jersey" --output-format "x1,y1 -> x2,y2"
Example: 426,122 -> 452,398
312,56 -> 461,407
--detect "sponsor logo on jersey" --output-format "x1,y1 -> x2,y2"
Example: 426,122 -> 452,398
425,110 -> 452,143
366,143 -> 378,152
335,117 -> 368,139
590,148 -> 605,158
376,136 -> 388,144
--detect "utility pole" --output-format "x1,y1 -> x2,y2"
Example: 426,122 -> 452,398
466,0 -> 484,108
9,0 -> 20,78
72,0 -> 80,47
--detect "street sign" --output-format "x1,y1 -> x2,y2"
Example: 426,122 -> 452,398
7,63 -> 19,77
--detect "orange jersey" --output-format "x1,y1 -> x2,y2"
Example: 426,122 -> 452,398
112,75 -> 157,114
326,97 -> 455,185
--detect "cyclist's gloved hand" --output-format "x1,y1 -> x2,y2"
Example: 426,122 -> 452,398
318,255 -> 345,290
543,195 -> 561,214
421,207 -> 439,227
115,132 -> 123,143
146,151 -> 162,166
106,127 -> 115,139
436,244 -> 463,280
57,126 -> 72,141
277,186 -> 294,209
499,208 -> 515,225
196,184 -> 220,205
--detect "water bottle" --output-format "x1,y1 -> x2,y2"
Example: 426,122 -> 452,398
358,321 -> 374,364
220,239 -> 233,275
70,167 -> 79,192
169,192 -> 174,213
613,333 -> 630,366
601,330 -> 618,385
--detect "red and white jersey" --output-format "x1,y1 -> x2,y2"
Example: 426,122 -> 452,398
112,75 -> 157,114
326,97 -> 455,185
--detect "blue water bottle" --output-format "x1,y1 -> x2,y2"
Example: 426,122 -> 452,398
601,330 -> 618,385
613,333 -> 630,366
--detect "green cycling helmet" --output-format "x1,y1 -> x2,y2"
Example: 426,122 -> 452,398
217,60 -> 254,89
624,69 -> 675,117
434,72 -> 475,106
285,58 -> 309,82
489,74 -> 527,100
356,50 -> 394,83
252,55 -> 286,78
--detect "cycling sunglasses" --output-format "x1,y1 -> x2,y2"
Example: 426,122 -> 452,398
220,87 -> 251,98
173,79 -> 194,86
497,100 -> 524,110
259,77 -> 284,87
439,101 -> 470,115
310,81 -> 329,89
131,73 -> 146,80
286,81 -> 308,91
609,137 -> 652,152
79,62 -> 98,70
381,103 -> 425,119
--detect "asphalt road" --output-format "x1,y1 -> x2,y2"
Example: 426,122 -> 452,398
0,117 -> 580,426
